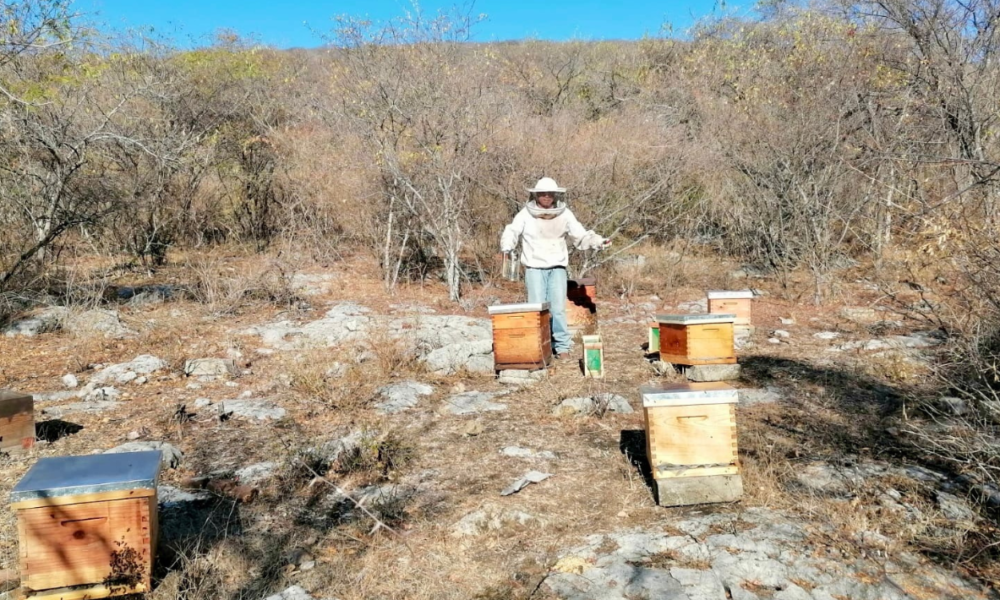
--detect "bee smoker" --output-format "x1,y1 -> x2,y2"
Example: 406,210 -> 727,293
502,251 -> 520,282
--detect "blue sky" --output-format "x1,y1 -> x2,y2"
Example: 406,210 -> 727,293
72,0 -> 751,49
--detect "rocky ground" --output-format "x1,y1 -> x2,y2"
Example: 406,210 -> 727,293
0,256 -> 995,600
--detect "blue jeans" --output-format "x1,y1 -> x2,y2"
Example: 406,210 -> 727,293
524,267 -> 570,354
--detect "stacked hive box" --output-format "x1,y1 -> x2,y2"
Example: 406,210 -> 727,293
11,451 -> 161,599
0,390 -> 35,454
489,303 -> 552,370
566,278 -> 597,333
707,290 -> 754,328
640,382 -> 742,506
656,313 -> 737,366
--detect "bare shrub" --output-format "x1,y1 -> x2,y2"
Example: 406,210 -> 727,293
184,256 -> 298,315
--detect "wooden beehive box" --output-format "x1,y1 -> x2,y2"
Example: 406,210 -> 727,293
582,334 -> 604,378
566,278 -> 597,332
0,390 -> 35,454
11,451 -> 161,599
488,303 -> 552,370
656,313 -> 737,366
707,290 -> 754,326
640,382 -> 742,506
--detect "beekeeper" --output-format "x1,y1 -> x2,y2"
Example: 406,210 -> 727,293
500,176 -> 610,358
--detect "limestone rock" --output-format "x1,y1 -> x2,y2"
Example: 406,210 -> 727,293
686,364 -> 741,382
445,390 -> 508,415
184,358 -> 240,378
105,441 -> 183,469
3,307 -> 68,337
375,381 -> 434,414
498,369 -> 547,386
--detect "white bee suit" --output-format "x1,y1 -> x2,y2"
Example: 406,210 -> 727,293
500,201 -> 606,267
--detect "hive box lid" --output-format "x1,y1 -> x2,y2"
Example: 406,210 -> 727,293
488,302 -> 550,315
11,451 -> 161,503
708,290 -> 754,300
656,314 -> 736,325
0,390 -> 32,417
640,382 -> 738,407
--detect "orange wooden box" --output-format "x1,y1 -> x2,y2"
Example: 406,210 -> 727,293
640,382 -> 740,480
11,452 -> 161,599
656,314 -> 736,366
489,303 -> 552,370
707,290 -> 753,326
0,390 -> 35,454
566,277 -> 597,332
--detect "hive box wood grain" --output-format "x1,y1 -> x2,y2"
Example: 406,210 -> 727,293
707,290 -> 754,326
489,303 -> 552,370
11,452 -> 161,599
640,382 -> 742,506
0,390 -> 35,454
656,314 -> 737,366
566,278 -> 597,333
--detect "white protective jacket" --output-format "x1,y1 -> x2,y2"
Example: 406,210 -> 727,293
500,200 -> 606,269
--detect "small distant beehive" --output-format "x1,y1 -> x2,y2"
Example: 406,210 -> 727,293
707,290 -> 754,326
0,390 -> 35,454
582,334 -> 604,378
647,322 -> 660,354
489,303 -> 552,370
11,451 -> 161,599
566,278 -> 597,332
641,382 -> 742,506
656,314 -> 737,366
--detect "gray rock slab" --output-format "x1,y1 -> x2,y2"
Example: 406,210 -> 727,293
423,340 -> 494,375
553,394 -> 633,416
376,381 -> 434,414
90,355 -> 167,385
739,387 -> 783,405
65,309 -> 133,338
33,390 -> 77,402
677,299 -> 709,313
158,484 -> 212,507
3,307 -> 69,337
263,586 -> 321,600
935,491 -> 977,522
184,358 -> 240,378
41,400 -> 121,418
813,332 -> 840,340
220,399 -> 286,421
500,446 -> 558,460
686,364 -> 741,382
235,462 -> 278,485
61,374 -> 79,389
498,369 -> 547,386
655,474 -> 743,507
105,441 -> 183,469
445,390 -> 508,415
501,470 -> 552,496
452,507 -> 539,536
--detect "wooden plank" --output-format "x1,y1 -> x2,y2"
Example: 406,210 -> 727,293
23,582 -> 147,600
12,489 -> 155,511
658,325 -> 688,357
655,465 -> 739,479
686,338 -> 735,360
645,404 -> 738,477
659,353 -> 737,366
21,498 -> 149,590
684,323 -> 734,340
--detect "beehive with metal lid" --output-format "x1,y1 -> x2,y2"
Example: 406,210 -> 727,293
488,302 -> 552,370
12,451 -> 161,598
639,382 -> 742,506
655,314 -> 737,366
707,290 -> 754,326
